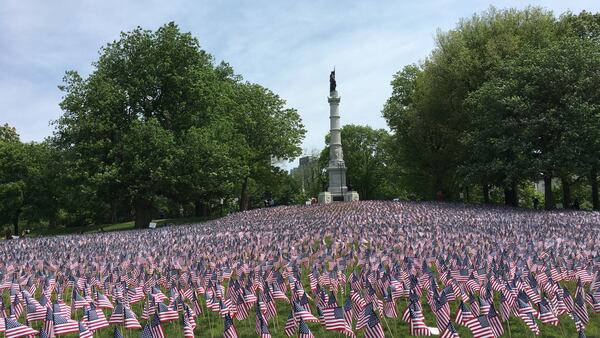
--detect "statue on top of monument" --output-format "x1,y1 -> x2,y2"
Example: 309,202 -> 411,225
329,69 -> 336,93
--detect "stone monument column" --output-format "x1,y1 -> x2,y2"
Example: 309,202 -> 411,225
318,69 -> 359,204
327,90 -> 347,200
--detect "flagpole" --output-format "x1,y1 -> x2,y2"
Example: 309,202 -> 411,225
558,319 -> 567,338
381,314 -> 395,337
207,308 -> 214,338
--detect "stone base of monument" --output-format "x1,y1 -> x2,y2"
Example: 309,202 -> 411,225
318,192 -> 332,204
344,191 -> 360,202
318,191 -> 359,203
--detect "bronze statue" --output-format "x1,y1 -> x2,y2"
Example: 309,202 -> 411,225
329,69 -> 336,93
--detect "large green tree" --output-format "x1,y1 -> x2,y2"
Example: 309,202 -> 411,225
0,128 -> 56,235
383,7 -> 593,206
231,83 -> 305,210
56,22 -> 305,227
319,125 -> 402,200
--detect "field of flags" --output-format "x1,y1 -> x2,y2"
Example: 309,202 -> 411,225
0,200 -> 599,337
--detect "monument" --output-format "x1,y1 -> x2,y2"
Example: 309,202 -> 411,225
319,69 -> 360,203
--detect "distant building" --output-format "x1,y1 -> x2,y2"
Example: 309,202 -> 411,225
290,155 -> 321,195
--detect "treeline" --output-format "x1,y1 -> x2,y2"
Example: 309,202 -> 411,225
0,23 -> 306,234
383,8 -> 600,210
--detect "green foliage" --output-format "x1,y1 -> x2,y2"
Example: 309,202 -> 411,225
0,139 -> 58,234
320,125 -> 404,200
384,7 -> 600,208
0,123 -> 19,142
52,22 -> 305,227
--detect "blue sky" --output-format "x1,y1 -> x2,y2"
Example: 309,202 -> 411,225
1,1 -> 599,167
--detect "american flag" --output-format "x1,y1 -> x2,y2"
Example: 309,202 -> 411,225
298,319 -> 315,338
255,309 -> 272,338
466,315 -> 494,338
25,300 -> 45,322
9,296 -> 23,320
4,317 -> 37,338
382,290 -> 397,318
124,306 -> 142,329
293,301 -> 318,323
570,311 -> 586,333
85,304 -> 110,331
409,307 -> 431,336
434,293 -> 451,330
78,320 -> 93,338
517,299 -> 540,335
145,313 -> 165,338
487,303 -> 504,337
586,292 -> 600,312
574,288 -> 589,325
95,291 -> 114,309
440,322 -> 459,338
284,311 -> 297,337
182,314 -> 195,338
363,305 -> 385,338
322,306 -> 355,337
108,301 -> 125,324
113,326 -> 124,338
456,301 -> 473,326
270,282 -> 289,303
537,299 -> 559,326
52,312 -> 79,336
156,302 -> 179,322
51,302 -> 69,319
42,307 -> 53,337
72,290 -> 88,309
223,313 -> 238,338
263,289 -> 277,320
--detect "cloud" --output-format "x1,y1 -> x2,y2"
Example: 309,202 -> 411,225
1,0 -> 599,167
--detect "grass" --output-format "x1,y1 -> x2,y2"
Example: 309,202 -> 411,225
8,267 -> 600,338
8,217 -> 600,337
26,215 -> 216,237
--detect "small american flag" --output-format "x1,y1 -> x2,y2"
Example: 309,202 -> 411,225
223,313 -> 238,338
4,317 -> 38,338
298,319 -> 315,338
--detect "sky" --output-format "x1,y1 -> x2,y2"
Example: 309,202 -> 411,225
1,0 -> 600,168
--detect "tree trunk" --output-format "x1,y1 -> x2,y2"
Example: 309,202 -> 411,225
482,184 -> 490,204
110,202 -> 118,224
195,201 -> 209,217
195,201 -> 202,217
511,180 -> 519,207
591,167 -> 599,211
465,186 -> 470,203
544,174 -> 554,210
240,176 -> 249,211
134,199 -> 152,229
504,187 -> 511,206
13,210 -> 20,236
561,176 -> 572,209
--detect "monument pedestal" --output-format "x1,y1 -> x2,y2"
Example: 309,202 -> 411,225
318,72 -> 360,204
318,192 -> 332,204
344,191 -> 360,202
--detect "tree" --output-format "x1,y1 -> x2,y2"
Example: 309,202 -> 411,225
383,7 -> 561,203
559,12 -> 600,210
55,22 -> 305,227
230,83 -> 305,210
319,125 -> 402,200
0,138 -> 54,235
0,123 -> 19,143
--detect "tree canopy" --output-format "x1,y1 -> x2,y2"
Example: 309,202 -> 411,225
383,7 -> 600,209
55,23 -> 305,228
